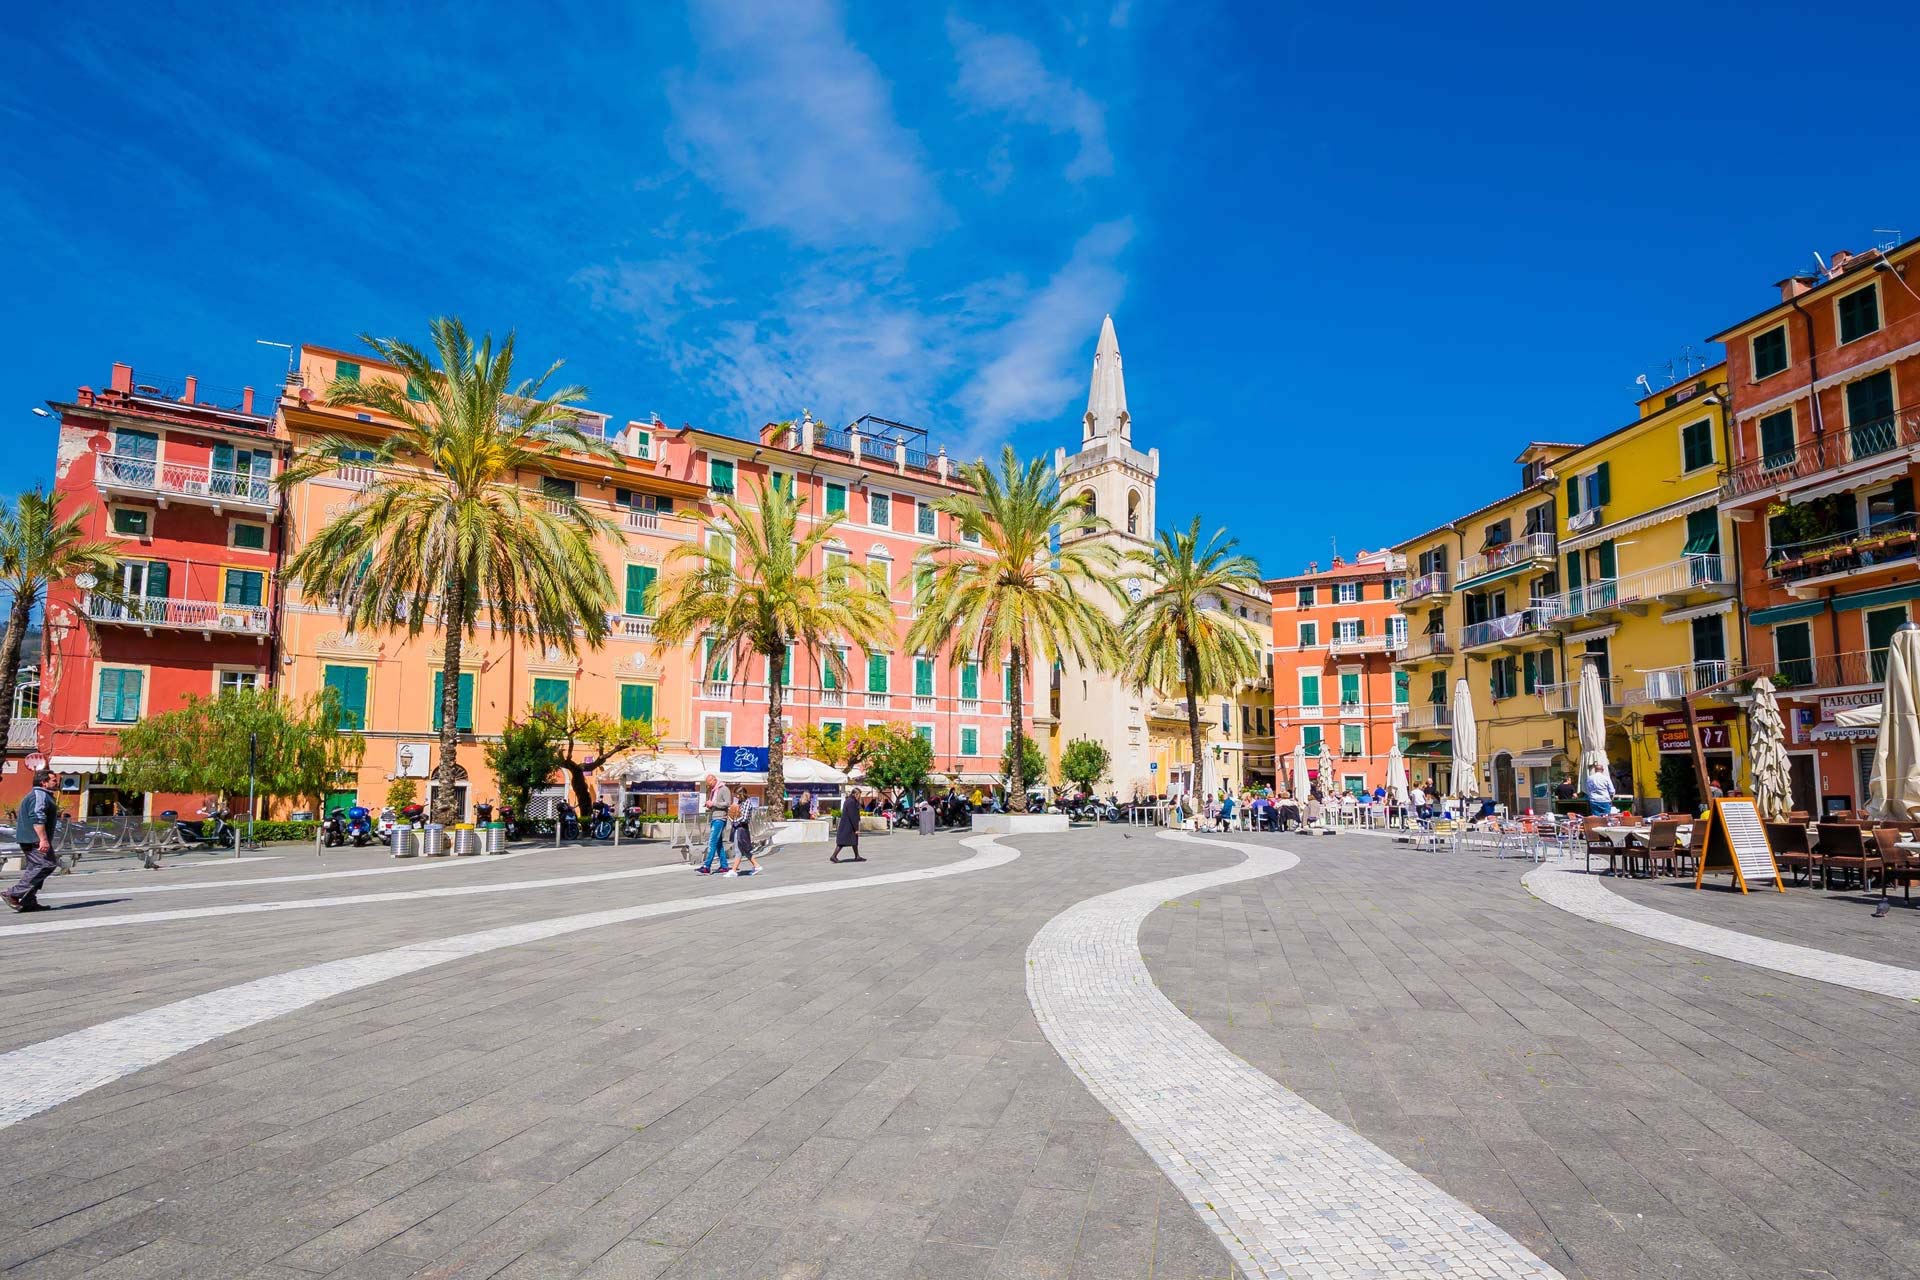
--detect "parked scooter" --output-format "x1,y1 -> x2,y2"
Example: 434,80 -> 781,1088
619,802 -> 648,841
555,799 -> 579,840
376,807 -> 398,842
321,808 -> 348,848
589,799 -> 616,840
346,804 -> 374,847
163,805 -> 236,852
400,803 -> 426,829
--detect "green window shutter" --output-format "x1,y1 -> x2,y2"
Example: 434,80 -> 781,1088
145,559 -> 170,599
1595,462 -> 1611,505
1753,327 -> 1788,379
1682,421 -> 1713,471
431,672 -> 476,732
231,522 -> 266,550
867,653 -> 888,693
1004,664 -> 1016,702
1302,726 -> 1321,753
780,647 -> 793,687
98,669 -> 141,722
323,665 -> 367,730
915,657 -> 934,696
1565,475 -> 1581,517
1596,540 -> 1617,580
823,651 -> 840,691
914,724 -> 933,744
710,459 -> 735,491
1522,650 -> 1537,693
1564,551 -> 1582,591
1300,674 -> 1320,707
1539,649 -> 1554,686
620,683 -> 654,724
960,727 -> 979,756
1343,724 -> 1362,754
406,377 -> 426,402
655,496 -> 672,513
224,570 -> 263,606
961,663 -> 979,700
701,639 -> 729,682
624,564 -> 657,615
334,361 -> 360,383
825,483 -> 846,515
1340,672 -> 1359,704
1684,509 -> 1719,556
531,677 -> 569,714
115,428 -> 158,460
1691,615 -> 1727,665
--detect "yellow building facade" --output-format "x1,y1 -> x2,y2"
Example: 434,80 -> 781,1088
1142,583 -> 1275,800
1546,368 -> 1744,809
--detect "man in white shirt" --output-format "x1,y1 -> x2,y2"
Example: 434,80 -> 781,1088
699,774 -> 734,875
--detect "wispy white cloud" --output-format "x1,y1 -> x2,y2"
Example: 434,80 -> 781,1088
668,0 -> 944,249
947,18 -> 1112,181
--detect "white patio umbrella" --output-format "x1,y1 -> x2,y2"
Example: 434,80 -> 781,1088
1870,622 -> 1920,821
1450,677 -> 1479,801
1748,675 -> 1794,822
1576,659 -> 1610,776
1290,741 -> 1310,800
1385,739 -> 1411,806
1318,743 -> 1338,798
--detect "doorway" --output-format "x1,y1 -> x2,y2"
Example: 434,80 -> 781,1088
1493,751 -> 1516,813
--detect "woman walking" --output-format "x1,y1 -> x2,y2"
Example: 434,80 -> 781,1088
831,790 -> 865,863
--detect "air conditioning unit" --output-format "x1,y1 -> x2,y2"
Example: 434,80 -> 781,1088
218,614 -> 242,630
1568,508 -> 1600,532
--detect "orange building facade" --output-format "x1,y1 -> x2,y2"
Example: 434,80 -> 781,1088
1266,549 -> 1408,795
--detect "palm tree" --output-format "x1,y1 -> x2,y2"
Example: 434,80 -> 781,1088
279,318 -> 616,822
0,490 -> 119,748
1121,518 -> 1265,803
650,476 -> 892,814
908,446 -> 1122,812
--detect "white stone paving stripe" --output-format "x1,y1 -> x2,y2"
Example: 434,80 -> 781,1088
1028,830 -> 1562,1280
1,861 -> 703,938
0,837 -> 1018,1128
1523,862 -> 1920,1002
40,849 -> 536,900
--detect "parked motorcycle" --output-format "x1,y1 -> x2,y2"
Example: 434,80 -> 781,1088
321,808 -> 348,848
400,803 -> 427,829
589,799 -> 616,840
619,803 -> 648,841
163,806 -> 236,852
346,804 -> 374,847
555,799 -> 579,840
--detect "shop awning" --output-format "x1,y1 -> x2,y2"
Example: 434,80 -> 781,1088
1402,740 -> 1451,758
1513,748 -> 1563,768
1749,598 -> 1830,626
1834,582 -> 1920,613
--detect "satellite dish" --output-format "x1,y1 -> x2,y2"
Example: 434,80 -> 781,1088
75,573 -> 98,589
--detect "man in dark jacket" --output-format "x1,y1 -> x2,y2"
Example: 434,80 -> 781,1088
4,770 -> 61,912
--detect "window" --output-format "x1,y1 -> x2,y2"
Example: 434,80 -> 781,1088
1846,371 -> 1896,455
1684,509 -> 1720,561
708,458 -> 735,493
631,430 -> 653,461
1389,615 -> 1407,647
1868,606 -> 1908,681
765,471 -> 793,500
431,671 -> 476,732
917,500 -> 936,536
1680,418 -> 1714,472
1220,701 -> 1231,733
1300,674 -> 1321,708
822,648 -> 844,691
1524,503 -> 1553,536
1394,673 -> 1409,705
702,639 -> 730,683
96,668 -> 144,723
322,665 -> 368,730
1758,409 -> 1796,470
624,564 -> 657,615
1004,663 -> 1017,703
406,377 -> 427,402
531,677 -> 570,714
1336,582 -> 1359,603
1417,547 -> 1447,577
960,726 -> 980,756
1385,577 -> 1405,599
229,521 -> 267,550
1342,724 -> 1363,757
541,475 -> 576,502
1296,586 -> 1315,608
1690,614 -> 1726,669
218,668 -> 259,696
1297,621 -> 1318,647
1301,725 -> 1323,754
110,507 -> 150,537
709,532 -> 733,567
960,661 -> 981,701
1583,637 -> 1612,681
1565,463 -> 1610,517
1773,622 -> 1813,687
701,715 -> 728,748
1489,656 -> 1518,701
913,724 -> 933,745
867,652 -> 889,693
825,483 -> 847,516
333,361 -> 360,384
961,525 -> 980,546
869,491 -> 890,527
870,555 -> 891,595
113,427 -> 158,461
821,720 -> 844,741
1427,671 -> 1447,704
1837,282 -> 1881,345
1482,519 -> 1511,549
1751,325 -> 1789,380
1335,619 -> 1361,642
1339,672 -> 1361,706
223,568 -> 265,607
615,488 -> 671,514
211,444 -> 270,496
914,656 -> 935,697
620,683 -> 655,724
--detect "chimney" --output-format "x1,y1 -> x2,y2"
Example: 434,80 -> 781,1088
1308,561 -> 1319,574
110,363 -> 133,394
1776,276 -> 1815,302
182,375 -> 198,405
241,386 -> 255,415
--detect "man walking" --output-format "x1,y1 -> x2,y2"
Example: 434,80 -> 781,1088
699,773 -> 733,875
4,769 -> 62,912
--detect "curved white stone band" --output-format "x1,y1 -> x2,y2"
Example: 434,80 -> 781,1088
41,850 -> 535,901
1028,830 -> 1562,1280
0,837 -> 1018,1128
1523,862 -> 1920,1002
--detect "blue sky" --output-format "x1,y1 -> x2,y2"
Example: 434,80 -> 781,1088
3,0 -> 1915,576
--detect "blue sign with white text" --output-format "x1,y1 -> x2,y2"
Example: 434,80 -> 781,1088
723,745 -> 770,774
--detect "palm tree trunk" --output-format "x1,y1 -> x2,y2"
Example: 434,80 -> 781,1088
433,575 -> 465,825
766,641 -> 787,818
1183,639 -> 1205,818
1008,646 -> 1028,813
0,585 -> 37,761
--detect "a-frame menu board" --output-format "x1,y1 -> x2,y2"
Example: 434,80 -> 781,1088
1692,798 -> 1784,893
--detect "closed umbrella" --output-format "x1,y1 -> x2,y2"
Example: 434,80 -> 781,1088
1450,677 -> 1478,802
1749,676 -> 1794,822
1870,622 -> 1920,822
1291,741 -> 1310,801
1318,743 -> 1338,798
1576,659 -> 1610,777
1386,739 -> 1411,807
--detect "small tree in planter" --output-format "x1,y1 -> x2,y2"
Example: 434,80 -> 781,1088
1656,755 -> 1701,816
1060,736 -> 1112,798
384,778 -> 418,813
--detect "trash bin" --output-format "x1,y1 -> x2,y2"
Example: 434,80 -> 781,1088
391,827 -> 418,859
483,823 -> 508,854
423,822 -> 447,856
450,824 -> 479,857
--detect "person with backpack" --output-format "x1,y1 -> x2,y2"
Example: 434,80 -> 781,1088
4,770 -> 62,912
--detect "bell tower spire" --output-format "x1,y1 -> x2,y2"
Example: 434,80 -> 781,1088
1084,313 -> 1129,441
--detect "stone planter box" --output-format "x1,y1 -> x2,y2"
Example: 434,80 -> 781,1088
771,818 -> 829,846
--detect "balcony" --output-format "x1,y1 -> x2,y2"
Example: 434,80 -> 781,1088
818,690 -> 845,707
1403,703 -> 1452,734
623,508 -> 661,534
1538,675 -> 1625,715
1396,631 -> 1454,665
85,594 -> 271,637
1767,514 -> 1918,596
959,698 -> 981,714
1459,605 -> 1558,653
1328,633 -> 1402,657
1457,533 -> 1555,586
1626,661 -> 1732,706
864,692 -> 890,710
1401,571 -> 1450,606
913,695 -> 936,711
613,615 -> 654,640
96,453 -> 278,514
1555,555 -> 1732,624
1751,649 -> 1882,696
1722,411 -> 1920,500
700,681 -> 734,699
334,464 -> 376,488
